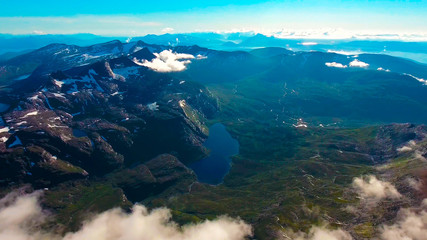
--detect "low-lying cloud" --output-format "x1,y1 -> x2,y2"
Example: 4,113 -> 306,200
134,50 -> 195,72
380,206 -> 427,240
298,42 -> 318,46
0,191 -> 252,240
292,205 -> 427,240
349,59 -> 369,68
397,140 -> 416,152
404,73 -> 427,85
352,175 -> 401,202
325,62 -> 348,68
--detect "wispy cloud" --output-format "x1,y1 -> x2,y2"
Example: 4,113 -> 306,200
325,62 -> 347,68
298,42 -> 318,46
0,16 -> 162,35
162,27 -> 174,33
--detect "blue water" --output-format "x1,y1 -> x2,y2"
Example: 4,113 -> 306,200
0,103 -> 10,113
72,129 -> 88,138
189,123 -> 239,185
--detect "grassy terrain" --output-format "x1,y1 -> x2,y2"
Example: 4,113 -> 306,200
36,72 -> 427,239
43,181 -> 132,233
18,50 -> 427,239
139,81 -> 390,239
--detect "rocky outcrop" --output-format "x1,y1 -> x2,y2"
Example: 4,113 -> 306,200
112,154 -> 196,202
372,123 -> 427,163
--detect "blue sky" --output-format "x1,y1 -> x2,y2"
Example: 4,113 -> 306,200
0,0 -> 426,38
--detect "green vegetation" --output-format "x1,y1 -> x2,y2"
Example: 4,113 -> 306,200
43,181 -> 132,232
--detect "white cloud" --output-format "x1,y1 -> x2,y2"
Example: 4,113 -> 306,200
407,177 -> 422,191
404,73 -> 427,85
272,29 -> 427,41
414,151 -> 427,161
134,50 -> 195,72
0,191 -> 49,240
380,208 -> 427,240
397,146 -> 413,152
349,59 -> 369,68
397,140 -> 416,152
352,175 -> 401,202
0,192 -> 252,240
298,42 -> 318,46
377,67 -> 390,72
32,30 -> 46,35
327,50 -> 362,56
325,62 -> 348,68
196,54 -> 208,60
162,27 -> 174,33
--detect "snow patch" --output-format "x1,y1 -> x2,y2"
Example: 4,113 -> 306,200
23,111 -> 38,118
146,102 -> 159,111
16,121 -> 27,126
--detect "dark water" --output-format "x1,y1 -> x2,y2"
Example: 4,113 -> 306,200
72,129 -> 88,138
0,103 -> 10,113
189,123 -> 239,185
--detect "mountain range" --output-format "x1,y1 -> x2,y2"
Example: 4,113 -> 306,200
1,39 -> 427,239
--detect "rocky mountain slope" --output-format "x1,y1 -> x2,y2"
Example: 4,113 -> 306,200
0,44 -> 218,202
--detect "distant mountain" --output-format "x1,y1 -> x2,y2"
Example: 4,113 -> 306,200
2,32 -> 427,63
0,40 -> 166,86
0,33 -> 124,54
2,40 -> 427,125
132,33 -> 227,49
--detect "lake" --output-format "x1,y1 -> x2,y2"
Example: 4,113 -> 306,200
189,123 -> 239,185
0,103 -> 10,113
72,129 -> 88,138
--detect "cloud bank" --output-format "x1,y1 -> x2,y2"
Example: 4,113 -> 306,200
134,50 -> 195,72
0,192 -> 252,240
